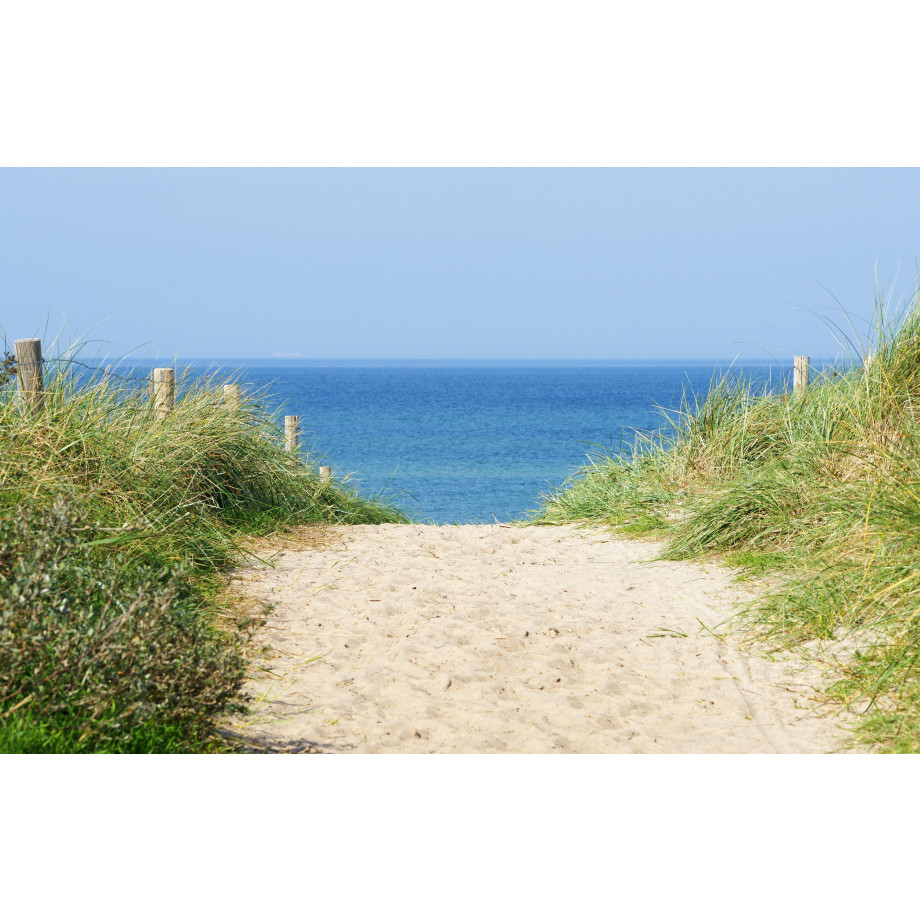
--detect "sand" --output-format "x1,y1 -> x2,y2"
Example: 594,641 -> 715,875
226,523 -> 858,753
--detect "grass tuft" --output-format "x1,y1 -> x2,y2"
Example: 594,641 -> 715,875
539,284 -> 920,751
0,353 -> 406,752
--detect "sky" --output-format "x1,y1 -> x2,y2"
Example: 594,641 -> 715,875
2,168 -> 919,363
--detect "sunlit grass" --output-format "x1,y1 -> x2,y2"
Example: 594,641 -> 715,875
539,284 -> 920,751
0,352 -> 406,753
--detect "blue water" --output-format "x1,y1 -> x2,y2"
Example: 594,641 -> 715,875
112,360 -> 831,523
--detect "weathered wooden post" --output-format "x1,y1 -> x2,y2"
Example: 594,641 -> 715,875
793,355 -> 810,395
285,415 -> 299,452
152,368 -> 175,420
223,383 -> 241,410
14,338 -> 44,413
320,465 -> 332,481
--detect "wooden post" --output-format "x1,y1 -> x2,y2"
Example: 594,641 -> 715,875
223,384 -> 241,410
320,465 -> 332,481
285,415 -> 299,452
152,368 -> 175,420
14,338 -> 44,413
793,355 -> 810,395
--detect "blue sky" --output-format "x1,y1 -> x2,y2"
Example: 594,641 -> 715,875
2,168 -> 919,362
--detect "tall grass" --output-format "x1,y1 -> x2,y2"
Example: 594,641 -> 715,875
540,287 -> 920,751
0,353 -> 406,752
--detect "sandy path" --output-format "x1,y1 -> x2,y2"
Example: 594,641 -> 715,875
227,524 -> 856,753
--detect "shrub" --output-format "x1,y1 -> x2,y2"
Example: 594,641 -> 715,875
0,500 -> 247,752
0,354 -> 407,751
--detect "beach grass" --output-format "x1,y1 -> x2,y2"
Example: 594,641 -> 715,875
539,285 -> 920,751
0,352 -> 406,753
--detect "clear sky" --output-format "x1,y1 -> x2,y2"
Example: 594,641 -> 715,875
2,168 -> 919,362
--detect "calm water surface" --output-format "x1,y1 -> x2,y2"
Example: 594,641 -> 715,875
123,360 -> 820,523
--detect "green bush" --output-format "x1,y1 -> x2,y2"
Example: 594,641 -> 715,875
0,500 -> 247,752
0,353 -> 407,752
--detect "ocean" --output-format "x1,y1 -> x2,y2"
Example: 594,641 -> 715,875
118,360 -> 827,524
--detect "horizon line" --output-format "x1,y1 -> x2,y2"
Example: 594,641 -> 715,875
117,355 -> 844,364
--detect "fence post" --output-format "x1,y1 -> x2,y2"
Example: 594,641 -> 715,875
285,415 -> 299,452
14,338 -> 44,413
152,368 -> 175,420
793,355 -> 810,395
223,383 -> 241,410
320,465 -> 332,481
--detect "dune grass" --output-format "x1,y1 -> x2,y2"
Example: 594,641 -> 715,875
0,353 -> 406,753
540,287 -> 920,751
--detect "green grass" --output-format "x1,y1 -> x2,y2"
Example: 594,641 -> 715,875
539,285 -> 920,752
721,549 -> 791,577
0,353 -> 406,753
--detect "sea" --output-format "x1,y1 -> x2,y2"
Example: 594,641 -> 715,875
109,359 -> 836,524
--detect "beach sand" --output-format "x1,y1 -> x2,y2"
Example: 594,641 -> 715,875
227,523 -> 858,753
